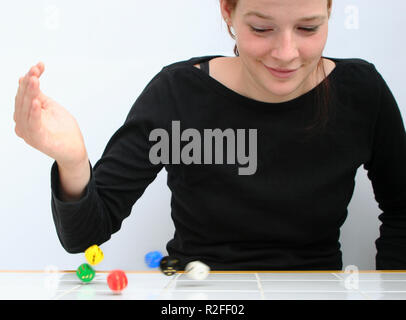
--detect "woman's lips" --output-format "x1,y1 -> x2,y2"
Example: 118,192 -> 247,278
265,65 -> 300,79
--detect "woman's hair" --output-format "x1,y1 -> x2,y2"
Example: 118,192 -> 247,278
223,0 -> 334,134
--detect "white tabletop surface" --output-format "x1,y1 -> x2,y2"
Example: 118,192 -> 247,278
0,270 -> 405,300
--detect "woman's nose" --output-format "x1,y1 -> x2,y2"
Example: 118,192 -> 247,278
270,31 -> 300,62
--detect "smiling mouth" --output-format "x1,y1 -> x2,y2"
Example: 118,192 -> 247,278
266,65 -> 300,72
264,64 -> 300,78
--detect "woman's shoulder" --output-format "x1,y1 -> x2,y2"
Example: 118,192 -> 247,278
162,55 -> 225,72
328,56 -> 383,89
328,56 -> 378,76
140,56 -> 218,91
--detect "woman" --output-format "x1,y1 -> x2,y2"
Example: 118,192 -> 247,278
13,0 -> 406,270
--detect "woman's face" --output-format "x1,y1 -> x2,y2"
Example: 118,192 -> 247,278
222,0 -> 331,102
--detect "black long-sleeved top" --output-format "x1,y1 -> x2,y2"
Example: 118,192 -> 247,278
50,55 -> 406,270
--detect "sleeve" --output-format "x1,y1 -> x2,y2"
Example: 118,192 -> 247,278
363,65 -> 406,270
50,68 -> 172,253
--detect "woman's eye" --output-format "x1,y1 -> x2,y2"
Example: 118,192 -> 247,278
299,26 -> 319,33
250,26 -> 320,34
250,26 -> 272,33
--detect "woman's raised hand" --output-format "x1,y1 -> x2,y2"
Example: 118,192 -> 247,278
14,62 -> 88,169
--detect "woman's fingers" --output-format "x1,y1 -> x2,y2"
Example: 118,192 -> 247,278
27,98 -> 42,134
21,76 -> 39,121
15,63 -> 44,133
36,62 -> 45,77
14,63 -> 44,125
21,67 -> 42,124
21,63 -> 43,101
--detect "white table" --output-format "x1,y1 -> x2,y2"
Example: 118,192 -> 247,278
1,270 -> 405,300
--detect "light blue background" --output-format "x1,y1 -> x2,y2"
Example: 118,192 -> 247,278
1,0 -> 405,271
